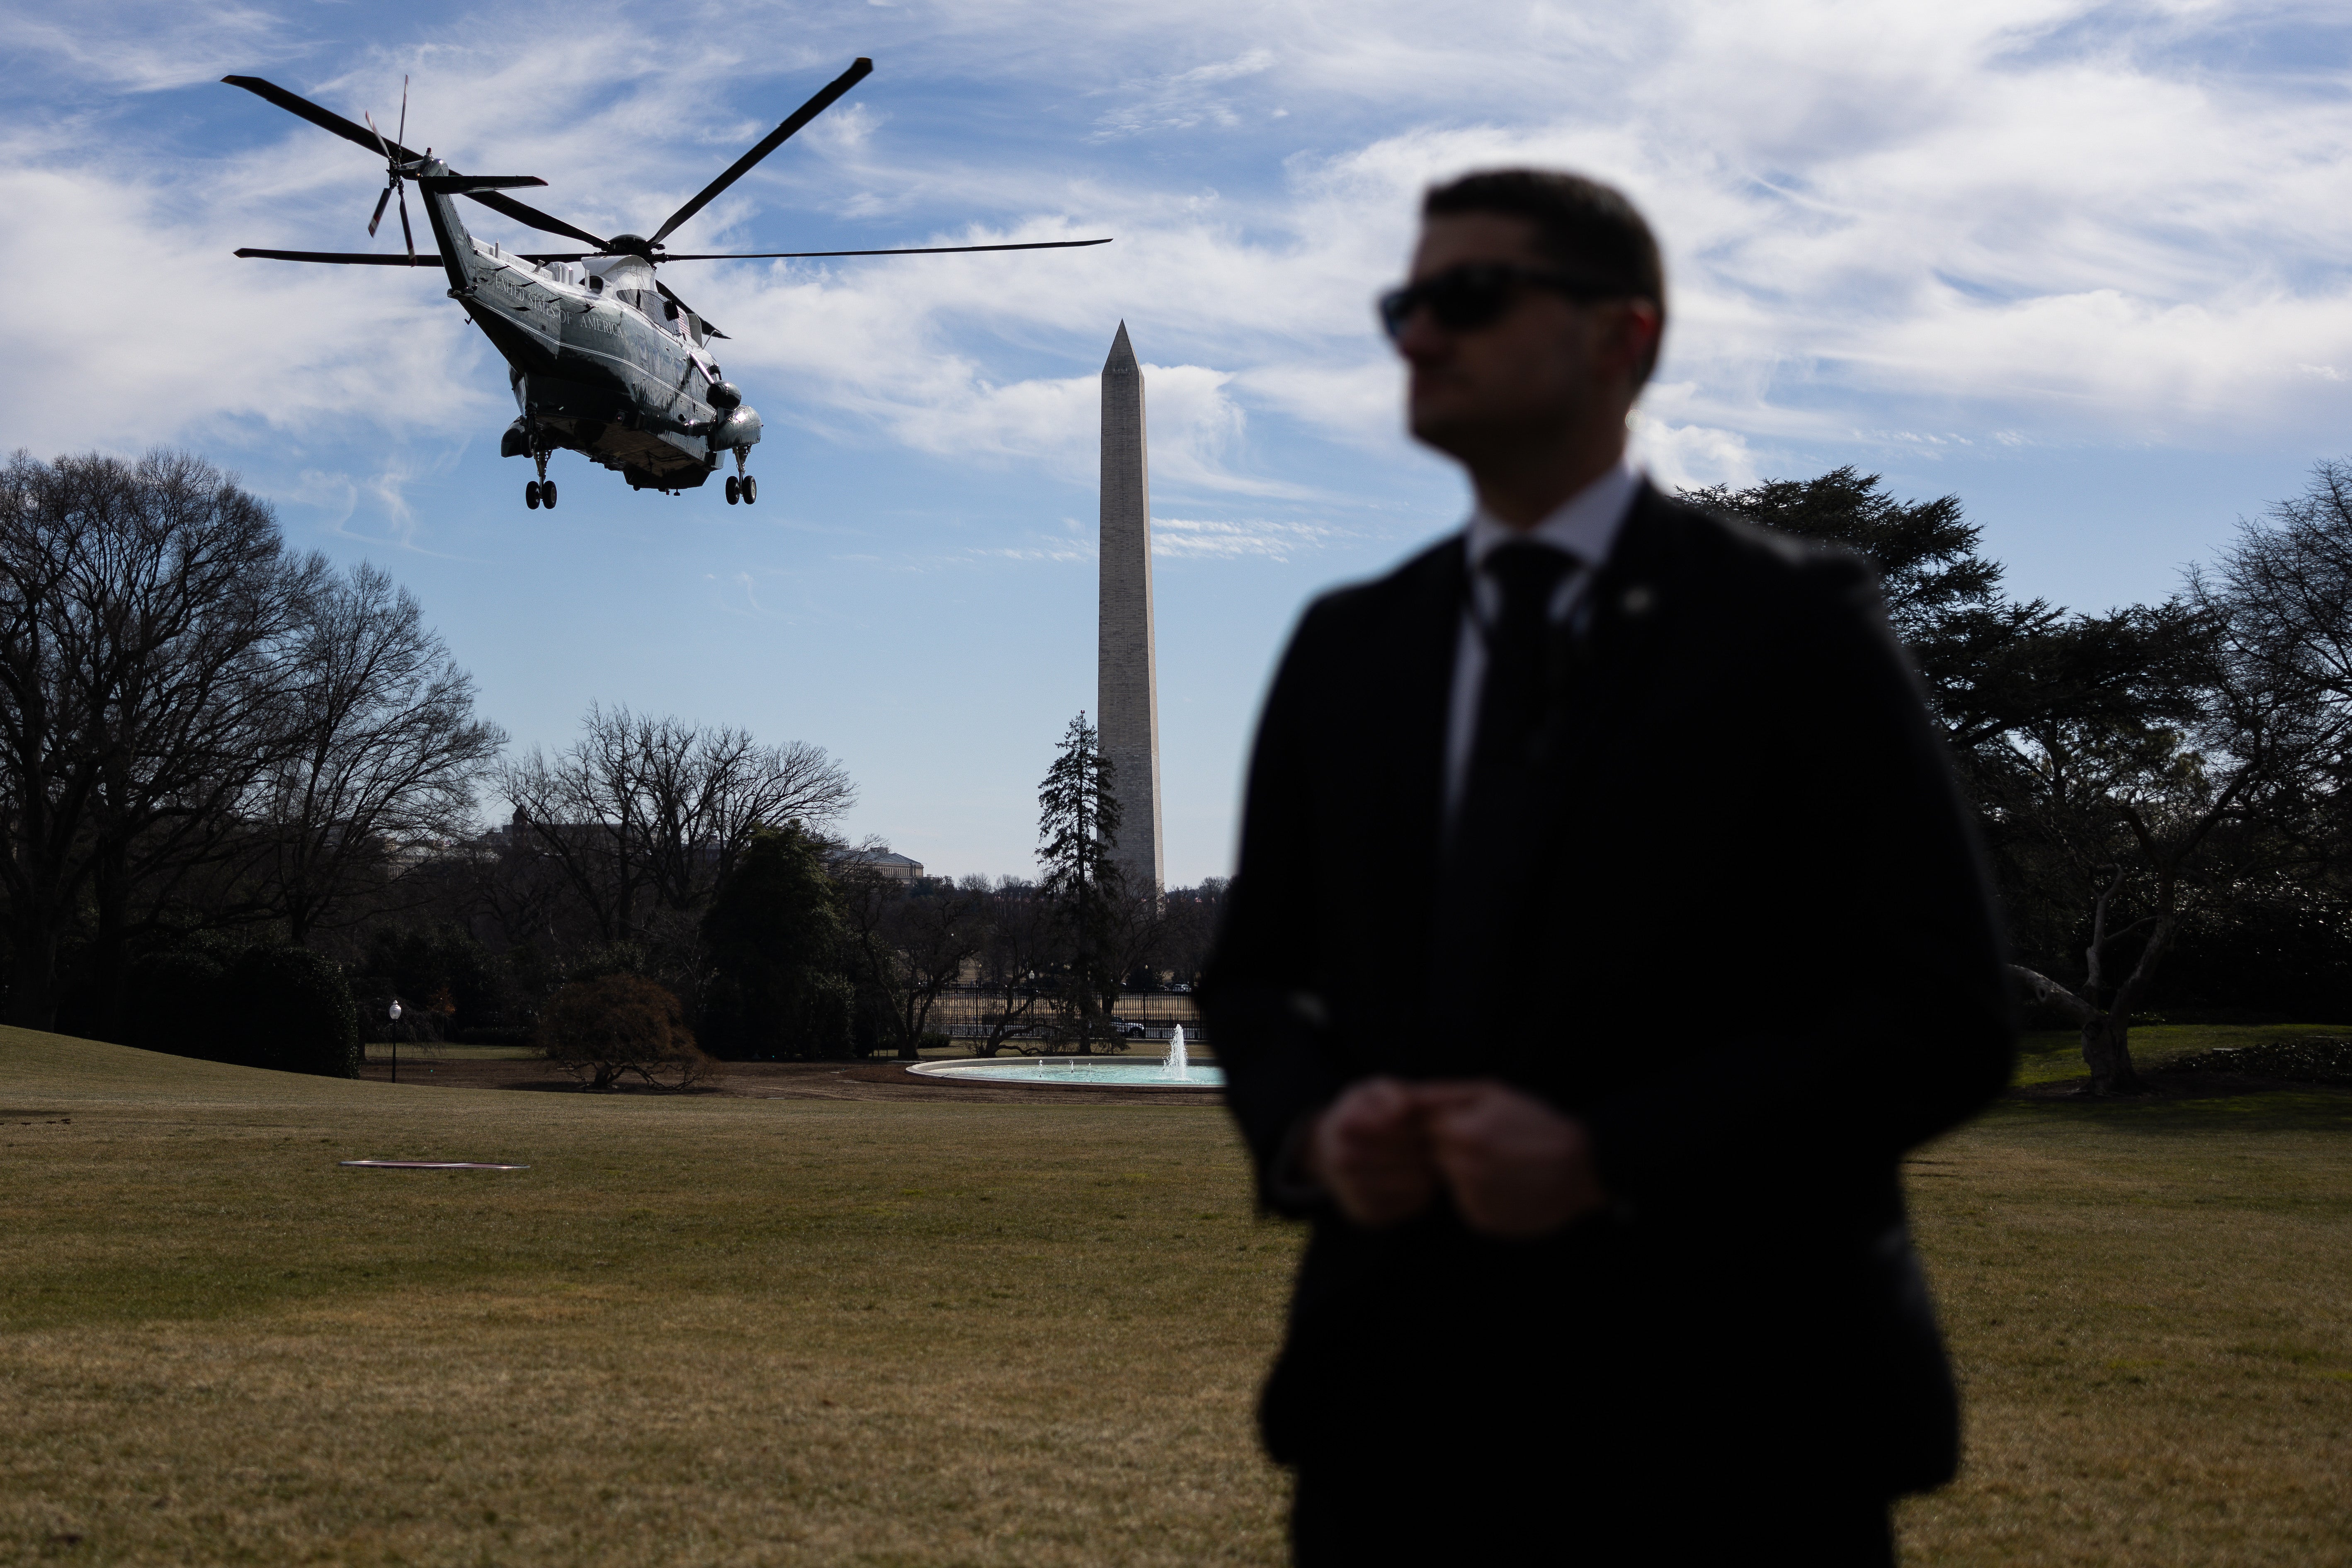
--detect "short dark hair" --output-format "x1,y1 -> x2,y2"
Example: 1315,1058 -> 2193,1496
1422,168 -> 1666,383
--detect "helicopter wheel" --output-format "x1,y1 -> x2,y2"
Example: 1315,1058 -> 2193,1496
541,480 -> 557,510
725,475 -> 740,505
741,475 -> 758,505
524,481 -> 542,510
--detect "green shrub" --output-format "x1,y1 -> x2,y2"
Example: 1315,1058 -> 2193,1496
227,947 -> 362,1078
700,824 -> 854,1059
536,975 -> 714,1091
121,944 -> 233,1063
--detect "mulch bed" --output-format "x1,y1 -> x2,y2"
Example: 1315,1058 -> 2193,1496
2163,1036 -> 2352,1085
356,1058 -> 1224,1107
2009,1034 -> 2352,1100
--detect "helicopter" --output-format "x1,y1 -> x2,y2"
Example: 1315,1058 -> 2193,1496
225,59 -> 1110,508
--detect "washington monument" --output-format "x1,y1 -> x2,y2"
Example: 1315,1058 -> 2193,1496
1099,322 -> 1163,892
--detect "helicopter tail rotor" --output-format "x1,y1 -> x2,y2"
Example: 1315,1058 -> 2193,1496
362,78 -> 415,258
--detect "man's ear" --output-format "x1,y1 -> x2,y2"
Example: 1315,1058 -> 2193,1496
1601,299 -> 1663,391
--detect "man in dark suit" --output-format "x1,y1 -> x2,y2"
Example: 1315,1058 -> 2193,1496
1201,169 -> 2015,1565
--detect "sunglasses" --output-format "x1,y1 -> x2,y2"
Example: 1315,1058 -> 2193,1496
1376,262 -> 1631,342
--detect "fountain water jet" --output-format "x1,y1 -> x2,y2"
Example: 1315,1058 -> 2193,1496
907,1022 -> 1222,1088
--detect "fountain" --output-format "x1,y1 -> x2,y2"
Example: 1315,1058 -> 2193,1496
907,1021 -> 1223,1088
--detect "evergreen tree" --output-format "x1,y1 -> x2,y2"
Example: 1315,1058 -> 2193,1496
1036,712 -> 1124,1052
699,823 -> 852,1058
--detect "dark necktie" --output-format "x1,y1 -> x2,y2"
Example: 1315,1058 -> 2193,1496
1464,541 -> 1578,802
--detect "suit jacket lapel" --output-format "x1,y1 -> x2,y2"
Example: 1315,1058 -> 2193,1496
1393,535 -> 1466,854
1541,481 -> 1681,764
1379,536 -> 1464,1063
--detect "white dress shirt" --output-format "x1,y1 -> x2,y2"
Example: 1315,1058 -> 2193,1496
1443,456 -> 1644,818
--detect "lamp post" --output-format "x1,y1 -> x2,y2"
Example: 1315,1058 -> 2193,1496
387,999 -> 403,1083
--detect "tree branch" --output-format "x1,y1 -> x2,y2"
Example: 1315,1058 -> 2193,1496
2008,963 -> 2097,1024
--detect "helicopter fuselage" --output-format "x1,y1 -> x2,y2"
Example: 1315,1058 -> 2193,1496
418,170 -> 761,493
224,60 -> 1105,505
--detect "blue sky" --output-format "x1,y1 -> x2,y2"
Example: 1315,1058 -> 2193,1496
4,1 -> 2349,885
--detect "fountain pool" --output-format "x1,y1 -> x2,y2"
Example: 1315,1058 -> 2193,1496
908,1025 -> 1223,1088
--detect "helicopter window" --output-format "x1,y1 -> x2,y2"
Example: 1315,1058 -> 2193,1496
587,274 -> 604,294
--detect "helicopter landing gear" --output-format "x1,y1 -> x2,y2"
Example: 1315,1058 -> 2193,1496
741,475 -> 757,504
725,475 -> 740,505
729,447 -> 757,504
524,444 -> 556,509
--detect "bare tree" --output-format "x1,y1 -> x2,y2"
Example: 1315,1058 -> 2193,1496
258,562 -> 507,945
1156,879 -> 1228,988
499,704 -> 853,944
836,861 -> 987,1060
971,876 -> 1050,1056
0,450 -> 321,1029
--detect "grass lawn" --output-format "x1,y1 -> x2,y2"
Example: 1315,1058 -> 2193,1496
2,1031 -> 1295,1566
3,1027 -> 2348,1565
362,1044 -> 543,1063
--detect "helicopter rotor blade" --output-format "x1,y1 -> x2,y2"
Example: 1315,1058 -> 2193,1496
234,249 -> 446,265
398,184 -> 415,259
417,175 -> 549,192
368,182 -> 394,238
227,74 -> 610,257
462,190 -> 607,250
653,238 -> 1115,260
225,76 -> 423,163
647,56 -> 873,248
650,279 -> 729,340
396,75 -> 408,151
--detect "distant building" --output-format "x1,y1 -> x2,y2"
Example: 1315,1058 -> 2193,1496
833,848 -> 925,884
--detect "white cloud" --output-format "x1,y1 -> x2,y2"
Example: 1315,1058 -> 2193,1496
1629,417 -> 1761,493
1091,47 -> 1279,139
6,0 -> 2351,497
1151,515 -> 1345,561
0,3 -> 288,92
0,160 -> 497,457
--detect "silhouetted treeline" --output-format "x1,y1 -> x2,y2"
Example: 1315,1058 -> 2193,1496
35,443 -> 2342,1095
0,448 -> 1225,1075
1697,461 -> 2352,1088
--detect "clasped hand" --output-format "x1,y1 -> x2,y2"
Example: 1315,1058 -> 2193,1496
1304,1077 -> 1605,1238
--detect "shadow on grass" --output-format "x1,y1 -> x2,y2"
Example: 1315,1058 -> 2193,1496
1990,1082 -> 2352,1134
